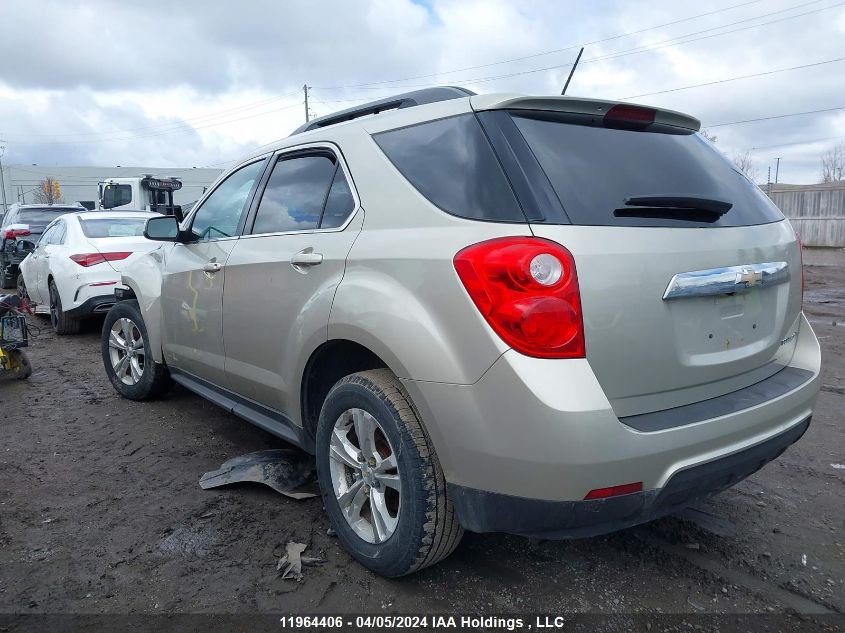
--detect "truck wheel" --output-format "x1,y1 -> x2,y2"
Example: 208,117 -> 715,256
101,300 -> 172,400
48,280 -> 81,335
316,369 -> 463,577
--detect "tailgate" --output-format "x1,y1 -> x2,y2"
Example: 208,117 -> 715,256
531,222 -> 802,416
487,102 -> 803,416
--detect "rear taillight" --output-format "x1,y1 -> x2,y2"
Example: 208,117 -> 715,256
604,104 -> 655,130
454,237 -> 585,359
3,229 -> 31,240
70,252 -> 131,267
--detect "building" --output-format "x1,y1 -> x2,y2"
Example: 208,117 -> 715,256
0,165 -> 223,213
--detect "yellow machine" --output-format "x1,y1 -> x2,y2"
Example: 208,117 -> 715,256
0,299 -> 31,380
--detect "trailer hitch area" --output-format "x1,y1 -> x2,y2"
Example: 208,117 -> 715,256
199,449 -> 319,499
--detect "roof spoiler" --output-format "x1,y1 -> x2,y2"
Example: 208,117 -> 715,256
471,95 -> 701,134
290,86 -> 476,136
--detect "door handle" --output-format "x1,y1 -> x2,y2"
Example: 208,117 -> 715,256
203,261 -> 223,273
290,249 -> 323,268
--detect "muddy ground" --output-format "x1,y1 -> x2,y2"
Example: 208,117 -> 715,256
0,249 -> 842,627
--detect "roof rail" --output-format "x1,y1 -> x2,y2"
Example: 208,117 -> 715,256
290,86 -> 476,136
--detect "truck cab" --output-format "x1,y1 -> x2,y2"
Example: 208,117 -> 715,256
98,176 -> 184,220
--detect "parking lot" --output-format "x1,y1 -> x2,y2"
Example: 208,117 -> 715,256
0,250 -> 842,623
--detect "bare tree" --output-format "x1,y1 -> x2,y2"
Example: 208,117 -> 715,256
700,129 -> 718,143
821,143 -> 845,183
732,150 -> 758,182
31,177 -> 63,204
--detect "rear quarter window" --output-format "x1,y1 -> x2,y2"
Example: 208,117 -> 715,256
374,114 -> 525,223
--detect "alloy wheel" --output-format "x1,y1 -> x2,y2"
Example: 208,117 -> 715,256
328,408 -> 401,544
107,318 -> 146,385
49,286 -> 59,330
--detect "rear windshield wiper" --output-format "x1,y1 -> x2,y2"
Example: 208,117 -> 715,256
615,194 -> 733,222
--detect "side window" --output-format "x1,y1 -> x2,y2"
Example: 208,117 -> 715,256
102,184 -> 132,209
191,160 -> 266,241
52,221 -> 66,245
38,224 -> 56,247
251,154 -> 337,235
320,168 -> 356,229
374,114 -> 524,222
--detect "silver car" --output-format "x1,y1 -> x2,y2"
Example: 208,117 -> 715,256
101,87 -> 821,577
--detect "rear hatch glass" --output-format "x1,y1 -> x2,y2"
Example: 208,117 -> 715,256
15,208 -> 78,233
510,111 -> 784,228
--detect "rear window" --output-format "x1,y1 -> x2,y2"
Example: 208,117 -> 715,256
16,208 -> 76,225
510,112 -> 784,228
80,218 -> 148,238
374,114 -> 525,223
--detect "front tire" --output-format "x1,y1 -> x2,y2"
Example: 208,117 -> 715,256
101,300 -> 171,400
48,279 -> 81,335
316,369 -> 463,577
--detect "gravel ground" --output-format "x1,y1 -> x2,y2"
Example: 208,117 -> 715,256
0,249 -> 842,627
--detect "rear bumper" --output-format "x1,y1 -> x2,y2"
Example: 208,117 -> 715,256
64,294 -> 116,318
402,313 -> 821,534
448,416 -> 810,537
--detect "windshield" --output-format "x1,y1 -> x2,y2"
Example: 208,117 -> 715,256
79,217 -> 148,238
510,112 -> 784,228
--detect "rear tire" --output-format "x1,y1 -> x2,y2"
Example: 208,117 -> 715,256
101,300 -> 171,400
16,274 -> 27,302
48,280 -> 81,335
316,369 -> 463,577
1,264 -> 15,290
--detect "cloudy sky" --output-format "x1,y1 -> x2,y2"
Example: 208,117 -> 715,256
1,0 -> 844,183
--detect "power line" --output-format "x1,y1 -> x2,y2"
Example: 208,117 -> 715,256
751,135 -> 845,151
707,106 -> 845,128
7,90 -> 303,140
20,101 -> 304,145
313,0 -> 766,90
619,56 -> 845,99
315,0 -> 838,91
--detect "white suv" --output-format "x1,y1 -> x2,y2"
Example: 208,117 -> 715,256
100,87 -> 821,577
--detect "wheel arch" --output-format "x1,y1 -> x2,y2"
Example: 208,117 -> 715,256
300,339 -> 392,446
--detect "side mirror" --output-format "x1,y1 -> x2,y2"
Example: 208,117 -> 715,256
144,216 -> 185,242
15,240 -> 35,255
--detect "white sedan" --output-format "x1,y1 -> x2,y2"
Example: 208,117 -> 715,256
20,211 -> 162,334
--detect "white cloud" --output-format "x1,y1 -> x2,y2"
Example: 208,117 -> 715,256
0,0 -> 843,183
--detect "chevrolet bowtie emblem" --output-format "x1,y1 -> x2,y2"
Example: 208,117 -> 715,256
736,268 -> 763,288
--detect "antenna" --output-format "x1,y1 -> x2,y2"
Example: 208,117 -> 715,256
561,47 -> 584,96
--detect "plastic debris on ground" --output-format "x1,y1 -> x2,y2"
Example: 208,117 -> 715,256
199,449 -> 319,499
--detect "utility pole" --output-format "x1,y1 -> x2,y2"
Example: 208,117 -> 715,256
303,84 -> 311,123
0,140 -> 8,216
767,166 -> 772,195
774,157 -> 781,184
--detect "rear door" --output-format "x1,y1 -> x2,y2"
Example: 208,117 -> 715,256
478,106 -> 801,417
36,220 -> 67,300
159,158 -> 268,386
26,222 -> 57,303
222,146 -> 362,414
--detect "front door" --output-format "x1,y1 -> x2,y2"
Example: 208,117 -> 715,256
160,158 -> 267,385
223,149 -> 362,414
